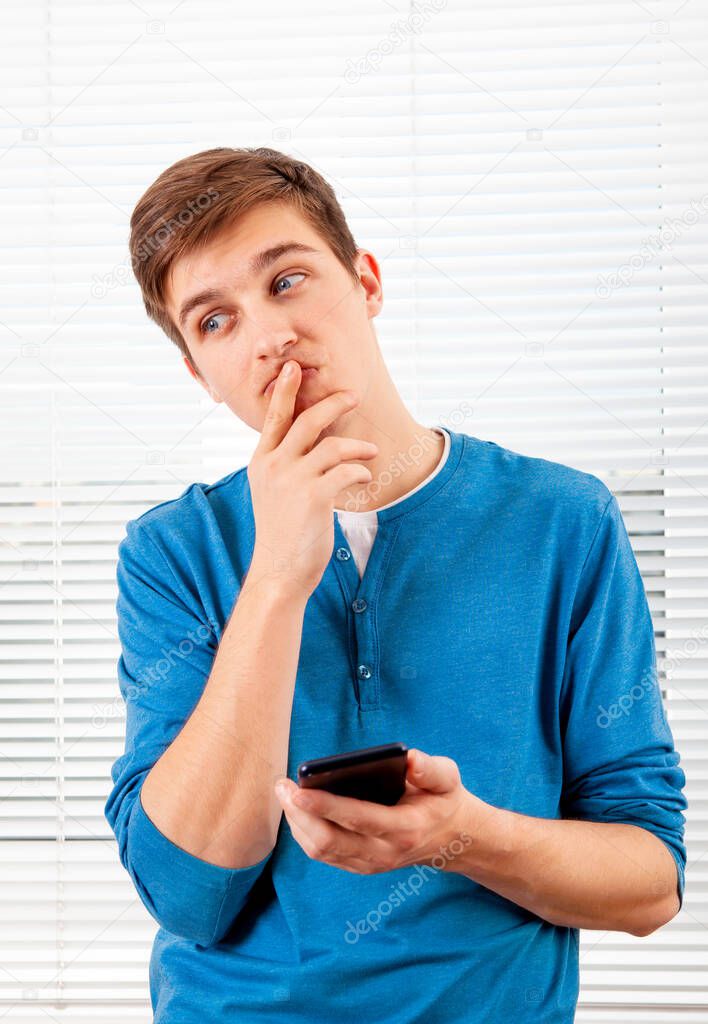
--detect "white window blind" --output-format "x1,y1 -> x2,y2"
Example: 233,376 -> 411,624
0,0 -> 705,1019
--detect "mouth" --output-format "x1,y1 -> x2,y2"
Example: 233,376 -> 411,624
263,364 -> 319,396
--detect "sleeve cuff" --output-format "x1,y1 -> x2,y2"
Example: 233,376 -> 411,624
666,843 -> 685,911
127,787 -> 273,946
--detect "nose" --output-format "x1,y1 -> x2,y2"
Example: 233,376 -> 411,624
246,319 -> 298,392
235,299 -> 294,352
251,315 -> 300,362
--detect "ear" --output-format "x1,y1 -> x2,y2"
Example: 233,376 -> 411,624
183,356 -> 223,404
354,249 -> 383,318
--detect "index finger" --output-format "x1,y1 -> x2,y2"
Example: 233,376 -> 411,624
257,359 -> 361,458
255,359 -> 301,454
291,784 -> 415,837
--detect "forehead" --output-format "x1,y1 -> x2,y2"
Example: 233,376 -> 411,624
164,202 -> 328,309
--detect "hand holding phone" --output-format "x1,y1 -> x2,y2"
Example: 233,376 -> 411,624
297,742 -> 408,806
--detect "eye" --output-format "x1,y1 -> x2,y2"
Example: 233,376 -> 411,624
273,272 -> 306,295
199,312 -> 232,336
197,273 -> 306,338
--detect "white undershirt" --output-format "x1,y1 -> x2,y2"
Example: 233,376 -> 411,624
333,426 -> 451,579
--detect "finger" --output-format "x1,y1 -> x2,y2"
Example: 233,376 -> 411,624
286,811 -> 392,873
280,387 -> 362,458
256,359 -> 301,453
283,803 -> 355,858
276,781 -> 334,832
406,749 -> 460,794
304,435 -> 379,475
402,777 -> 426,798
291,785 -> 416,837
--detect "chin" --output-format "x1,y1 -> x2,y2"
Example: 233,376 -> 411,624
292,373 -> 325,413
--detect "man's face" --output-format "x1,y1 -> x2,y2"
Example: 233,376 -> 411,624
163,201 -> 382,432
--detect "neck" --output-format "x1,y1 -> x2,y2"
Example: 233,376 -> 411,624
331,349 -> 446,513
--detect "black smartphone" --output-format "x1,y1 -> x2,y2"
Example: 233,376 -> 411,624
297,742 -> 408,806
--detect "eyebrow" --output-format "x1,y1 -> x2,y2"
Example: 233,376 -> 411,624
177,241 -> 322,330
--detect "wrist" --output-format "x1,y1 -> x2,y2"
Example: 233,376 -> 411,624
449,791 -> 517,878
242,551 -> 312,607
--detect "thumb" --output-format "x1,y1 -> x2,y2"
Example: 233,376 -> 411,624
407,749 -> 459,794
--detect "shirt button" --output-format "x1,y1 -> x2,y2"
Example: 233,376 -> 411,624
352,598 -> 367,613
357,664 -> 372,679
335,547 -> 351,561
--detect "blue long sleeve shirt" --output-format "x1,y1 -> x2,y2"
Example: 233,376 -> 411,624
104,427 -> 687,1024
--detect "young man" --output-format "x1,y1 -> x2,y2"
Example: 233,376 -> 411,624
105,147 -> 688,1023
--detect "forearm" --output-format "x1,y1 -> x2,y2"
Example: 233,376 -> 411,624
140,550 -> 308,869
452,794 -> 680,937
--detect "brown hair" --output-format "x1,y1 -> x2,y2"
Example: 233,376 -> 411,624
129,147 -> 361,371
